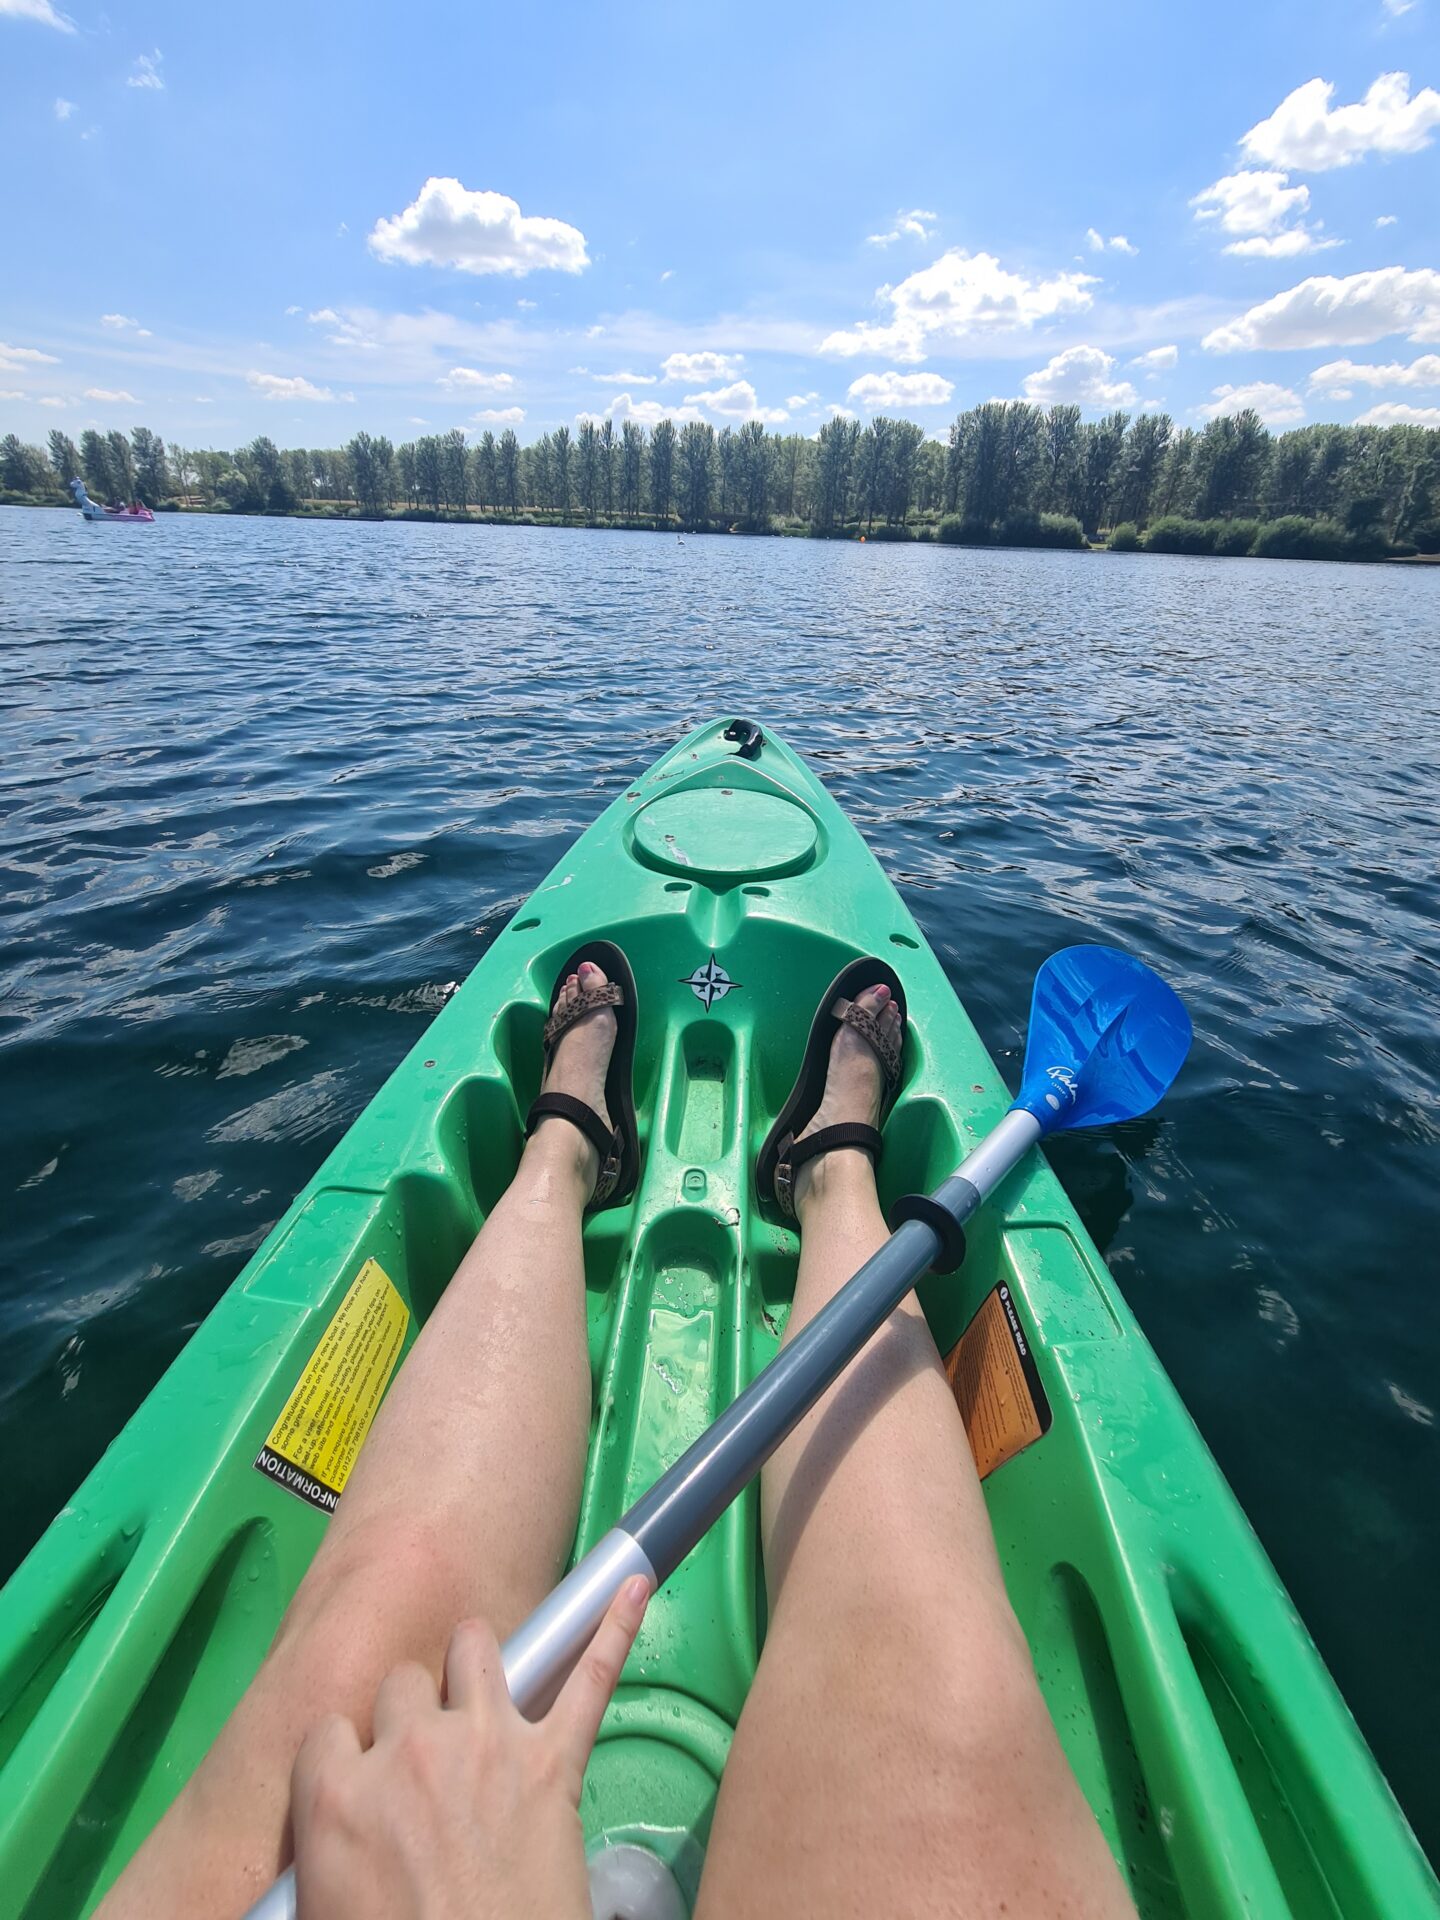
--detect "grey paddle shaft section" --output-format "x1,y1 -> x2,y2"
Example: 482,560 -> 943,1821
239,1106 -> 1043,1920
625,1107 -> 1042,1580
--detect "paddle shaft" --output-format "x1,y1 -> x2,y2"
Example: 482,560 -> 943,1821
242,1107 -> 1041,1920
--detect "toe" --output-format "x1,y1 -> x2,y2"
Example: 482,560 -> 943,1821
854,982 -> 891,1016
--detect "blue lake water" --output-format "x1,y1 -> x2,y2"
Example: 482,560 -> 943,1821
2,505 -> 1437,1858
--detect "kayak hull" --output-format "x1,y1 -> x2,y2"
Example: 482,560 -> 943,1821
79,505 -> 155,522
0,718 -> 1433,1918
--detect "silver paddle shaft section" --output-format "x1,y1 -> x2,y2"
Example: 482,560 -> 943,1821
239,1107 -> 1043,1920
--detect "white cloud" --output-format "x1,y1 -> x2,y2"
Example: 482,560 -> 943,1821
1376,213 -> 1398,227
683,378 -> 788,423
867,208 -> 938,247
577,393 -> 700,428
0,0 -> 75,32
0,390 -> 20,401
1190,168 -> 1321,257
84,386 -> 137,403
246,371 -> 353,403
1204,267 -> 1440,351
440,366 -> 514,391
305,306 -> 358,344
516,297 -> 537,309
847,370 -> 955,409
1382,0 -> 1415,13
127,49 -> 164,90
660,349 -> 741,383
193,396 -> 213,404
1225,229 -> 1341,258
786,391 -> 820,408
0,340 -> 60,371
369,179 -> 588,276
1021,344 -> 1138,408
824,403 -> 858,419
54,97 -> 75,119
1199,381 -> 1306,425
1193,169 -> 1309,233
590,369 -> 658,385
585,324 -> 604,339
1242,73 -> 1440,171
1356,400 -> 1440,425
470,406 -> 525,424
101,312 -> 152,336
1309,352 -> 1440,394
38,396 -> 68,408
1130,344 -> 1179,370
659,268 -> 673,282
821,249 -> 1097,362
1086,228 -> 1138,255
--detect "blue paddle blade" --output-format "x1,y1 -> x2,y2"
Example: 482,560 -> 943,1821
1011,945 -> 1192,1134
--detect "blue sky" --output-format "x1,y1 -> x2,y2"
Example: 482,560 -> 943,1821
3,0 -> 1438,449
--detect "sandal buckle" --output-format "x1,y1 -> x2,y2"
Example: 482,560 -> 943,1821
774,1143 -> 796,1218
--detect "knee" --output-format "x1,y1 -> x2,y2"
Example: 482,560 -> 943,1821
274,1510 -> 469,1662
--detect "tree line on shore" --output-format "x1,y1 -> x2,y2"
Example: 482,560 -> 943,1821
4,403 -> 1438,558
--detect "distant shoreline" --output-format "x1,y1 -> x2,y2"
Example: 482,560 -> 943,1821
3,493 -> 1436,566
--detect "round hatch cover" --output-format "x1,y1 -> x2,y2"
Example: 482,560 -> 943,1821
632,787 -> 818,883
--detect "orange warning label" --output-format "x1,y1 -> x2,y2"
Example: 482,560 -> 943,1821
945,1283 -> 1052,1481
254,1258 -> 409,1514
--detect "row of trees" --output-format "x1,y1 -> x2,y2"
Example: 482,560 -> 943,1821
4,404 -> 1437,549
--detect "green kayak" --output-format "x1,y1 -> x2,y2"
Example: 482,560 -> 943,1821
0,717 -> 1433,1918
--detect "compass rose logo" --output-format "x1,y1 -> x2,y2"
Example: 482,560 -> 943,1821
682,952 -> 741,1011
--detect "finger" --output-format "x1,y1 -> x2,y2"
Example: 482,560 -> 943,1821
442,1615 -> 509,1715
371,1659 -> 440,1740
547,1575 -> 650,1766
291,1712 -> 363,1830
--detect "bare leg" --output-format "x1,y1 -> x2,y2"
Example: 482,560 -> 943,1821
697,987 -> 1134,1920
102,963 -> 622,1919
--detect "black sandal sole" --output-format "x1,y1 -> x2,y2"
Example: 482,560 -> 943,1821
756,956 -> 908,1213
542,939 -> 641,1212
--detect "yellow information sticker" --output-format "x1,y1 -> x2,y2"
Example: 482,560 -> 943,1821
254,1258 -> 410,1514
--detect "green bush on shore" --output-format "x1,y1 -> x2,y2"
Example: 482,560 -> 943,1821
938,511 -> 1086,550
1143,516 -> 1228,555
1250,516 -> 1352,560
1107,522 -> 1142,551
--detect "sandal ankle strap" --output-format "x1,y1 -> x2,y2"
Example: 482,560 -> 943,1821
775,1122 -> 883,1217
525,1092 -> 623,1204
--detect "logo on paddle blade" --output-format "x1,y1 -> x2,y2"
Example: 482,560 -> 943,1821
682,952 -> 740,1012
1042,1065 -> 1078,1113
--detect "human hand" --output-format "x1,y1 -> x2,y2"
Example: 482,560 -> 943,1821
290,1576 -> 650,1919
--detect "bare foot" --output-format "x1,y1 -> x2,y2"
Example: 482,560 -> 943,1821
530,960 -> 617,1191
792,983 -> 901,1212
